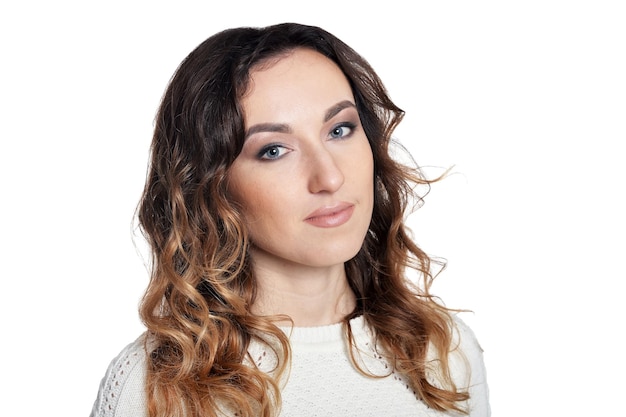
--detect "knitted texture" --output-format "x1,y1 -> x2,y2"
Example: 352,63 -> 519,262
90,316 -> 489,417
91,338 -> 147,417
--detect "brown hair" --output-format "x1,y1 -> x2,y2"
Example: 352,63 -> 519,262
138,22 -> 469,417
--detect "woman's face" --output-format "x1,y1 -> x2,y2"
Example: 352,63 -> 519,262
228,48 -> 374,269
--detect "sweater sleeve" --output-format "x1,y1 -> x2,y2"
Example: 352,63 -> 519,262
451,315 -> 491,417
90,335 -> 149,417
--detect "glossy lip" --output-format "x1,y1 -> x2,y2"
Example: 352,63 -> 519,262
304,202 -> 355,228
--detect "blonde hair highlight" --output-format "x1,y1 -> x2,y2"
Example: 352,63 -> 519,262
137,22 -> 470,417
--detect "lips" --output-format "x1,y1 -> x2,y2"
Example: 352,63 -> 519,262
304,202 -> 355,228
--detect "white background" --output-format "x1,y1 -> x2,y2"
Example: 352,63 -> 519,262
1,1 -> 624,416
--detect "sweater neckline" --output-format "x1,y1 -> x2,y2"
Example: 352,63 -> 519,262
278,315 -> 367,344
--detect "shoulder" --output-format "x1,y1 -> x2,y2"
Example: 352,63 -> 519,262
90,334 -> 149,417
448,314 -> 491,416
450,314 -> 484,367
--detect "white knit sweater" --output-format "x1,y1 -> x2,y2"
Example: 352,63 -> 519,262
90,315 -> 489,416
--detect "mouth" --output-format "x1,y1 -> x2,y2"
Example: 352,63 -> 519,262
304,203 -> 355,228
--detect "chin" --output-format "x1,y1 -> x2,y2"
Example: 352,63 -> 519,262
305,244 -> 364,268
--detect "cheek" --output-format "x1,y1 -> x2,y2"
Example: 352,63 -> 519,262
235,185 -> 286,235
235,195 -> 267,243
354,142 -> 375,188
361,146 -> 375,213
234,184 -> 263,218
229,177 -> 259,223
228,162 -> 299,238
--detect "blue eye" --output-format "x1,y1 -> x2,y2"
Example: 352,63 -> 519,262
329,122 -> 356,139
258,144 -> 288,160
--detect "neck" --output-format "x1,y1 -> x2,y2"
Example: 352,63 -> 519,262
249,251 -> 356,327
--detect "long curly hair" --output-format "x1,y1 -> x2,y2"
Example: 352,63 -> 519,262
137,22 -> 469,417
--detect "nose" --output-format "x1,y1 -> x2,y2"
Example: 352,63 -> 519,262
307,146 -> 345,194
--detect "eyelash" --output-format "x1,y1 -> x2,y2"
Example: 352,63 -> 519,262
329,122 -> 356,139
257,143 -> 288,160
256,122 -> 358,161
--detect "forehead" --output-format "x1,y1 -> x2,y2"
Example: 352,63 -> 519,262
248,48 -> 343,80
242,48 -> 354,122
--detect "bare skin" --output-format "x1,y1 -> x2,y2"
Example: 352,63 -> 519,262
228,49 -> 374,326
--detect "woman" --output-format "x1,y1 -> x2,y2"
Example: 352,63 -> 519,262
91,22 -> 489,417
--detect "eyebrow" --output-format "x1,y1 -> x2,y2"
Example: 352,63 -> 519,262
245,122 -> 291,139
244,100 -> 357,139
324,100 -> 356,123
